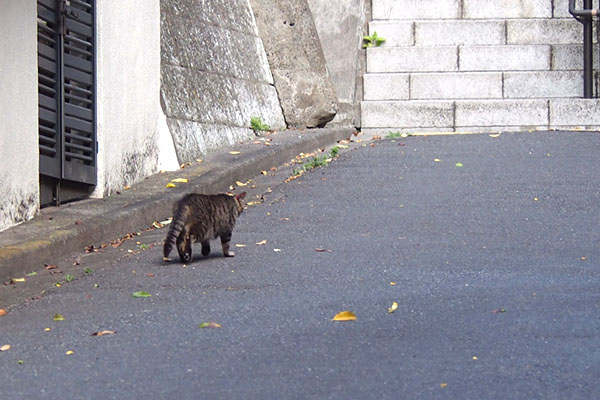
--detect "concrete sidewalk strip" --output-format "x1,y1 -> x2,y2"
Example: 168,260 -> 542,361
0,127 -> 353,283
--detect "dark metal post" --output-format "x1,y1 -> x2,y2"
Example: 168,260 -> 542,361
583,0 -> 593,98
569,0 -> 598,98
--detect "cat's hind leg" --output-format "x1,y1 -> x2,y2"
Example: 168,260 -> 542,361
220,232 -> 234,257
176,231 -> 192,263
201,241 -> 211,257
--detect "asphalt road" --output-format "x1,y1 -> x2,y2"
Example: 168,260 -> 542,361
1,131 -> 599,399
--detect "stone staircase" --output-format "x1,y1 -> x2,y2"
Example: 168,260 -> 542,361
361,0 -> 600,134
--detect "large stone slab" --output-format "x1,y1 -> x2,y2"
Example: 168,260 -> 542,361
250,0 -> 338,128
160,0 -> 286,162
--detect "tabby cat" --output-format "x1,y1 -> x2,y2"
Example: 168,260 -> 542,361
163,192 -> 246,263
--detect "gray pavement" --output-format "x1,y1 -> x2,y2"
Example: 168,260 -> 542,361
0,130 -> 599,399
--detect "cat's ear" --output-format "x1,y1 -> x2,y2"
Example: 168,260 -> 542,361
236,191 -> 247,200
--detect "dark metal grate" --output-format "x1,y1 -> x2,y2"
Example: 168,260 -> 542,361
37,0 -> 96,187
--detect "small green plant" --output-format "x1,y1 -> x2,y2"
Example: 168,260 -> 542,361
363,31 -> 386,48
385,131 -> 412,139
84,268 -> 93,274
250,116 -> 271,133
65,274 -> 74,282
292,146 -> 342,176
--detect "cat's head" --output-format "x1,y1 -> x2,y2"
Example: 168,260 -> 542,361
234,191 -> 247,214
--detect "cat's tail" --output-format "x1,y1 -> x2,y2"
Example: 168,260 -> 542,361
163,203 -> 189,258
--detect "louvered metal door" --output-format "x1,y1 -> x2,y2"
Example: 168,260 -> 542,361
38,0 -> 96,206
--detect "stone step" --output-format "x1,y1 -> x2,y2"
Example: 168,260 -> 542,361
367,45 -> 555,73
361,98 -> 600,133
364,71 -> 584,101
372,0 -> 557,20
369,18 -> 581,47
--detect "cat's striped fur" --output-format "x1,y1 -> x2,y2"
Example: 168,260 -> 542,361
163,192 -> 246,263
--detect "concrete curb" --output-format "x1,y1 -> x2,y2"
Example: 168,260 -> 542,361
0,127 -> 353,283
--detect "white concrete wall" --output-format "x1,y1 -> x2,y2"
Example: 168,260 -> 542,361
0,0 -> 39,231
94,0 -> 177,197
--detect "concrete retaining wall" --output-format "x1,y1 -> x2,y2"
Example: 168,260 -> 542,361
0,1 -> 39,231
160,0 -> 286,163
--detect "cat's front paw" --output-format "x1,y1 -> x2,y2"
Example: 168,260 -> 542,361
223,251 -> 235,257
181,253 -> 192,263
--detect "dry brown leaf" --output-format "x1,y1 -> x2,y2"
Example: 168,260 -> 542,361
91,330 -> 117,337
332,311 -> 356,321
0,309 -> 7,316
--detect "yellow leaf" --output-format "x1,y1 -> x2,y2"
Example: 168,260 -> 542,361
235,244 -> 246,248
44,328 -> 51,332
236,180 -> 248,187
440,383 -> 448,388
388,301 -> 398,313
247,201 -> 261,206
0,344 -> 10,352
199,322 -> 222,328
66,350 -> 74,355
390,282 -> 397,286
332,310 -> 356,321
255,240 -> 267,246
229,151 -> 241,155
434,158 -> 441,162
166,183 -> 176,188
53,313 -> 65,321
171,178 -> 188,183
12,278 -> 25,283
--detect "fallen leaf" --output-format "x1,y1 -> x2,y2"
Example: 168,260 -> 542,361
489,133 -> 500,138
229,151 -> 241,155
199,322 -> 222,328
332,311 -> 356,322
44,328 -> 51,332
246,201 -> 261,206
372,136 -> 382,141
434,158 -> 441,162
455,162 -> 463,167
152,221 -> 163,229
255,240 -> 267,246
146,273 -> 155,278
236,180 -> 248,187
0,309 -> 7,316
261,170 -> 268,175
66,350 -> 74,355
12,278 -> 25,283
492,308 -> 507,314
26,271 -> 38,277
91,330 -> 117,337
53,313 -> 65,321
0,345 -> 10,352
171,178 -> 188,183
472,356 -> 478,360
388,301 -> 399,313
132,291 -> 151,298
235,244 -> 246,248
390,282 -> 397,286
315,248 -> 331,252
274,248 -> 281,252
17,360 -> 24,365
165,183 -> 176,188
440,383 -> 448,388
